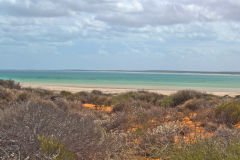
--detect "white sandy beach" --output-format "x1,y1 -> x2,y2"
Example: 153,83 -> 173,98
20,82 -> 240,97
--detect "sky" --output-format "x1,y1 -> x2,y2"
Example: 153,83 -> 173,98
0,0 -> 240,71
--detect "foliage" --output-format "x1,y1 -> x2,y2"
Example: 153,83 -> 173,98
215,101 -> 240,124
170,136 -> 240,160
0,100 -> 109,159
38,136 -> 77,160
161,90 -> 205,107
0,79 -> 21,89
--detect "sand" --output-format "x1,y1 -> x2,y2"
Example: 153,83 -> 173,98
20,82 -> 240,97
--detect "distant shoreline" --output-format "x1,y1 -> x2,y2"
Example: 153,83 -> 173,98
1,69 -> 240,75
21,82 -> 240,97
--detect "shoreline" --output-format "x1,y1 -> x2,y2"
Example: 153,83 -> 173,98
20,82 -> 240,97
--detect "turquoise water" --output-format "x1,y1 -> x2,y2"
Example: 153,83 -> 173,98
0,70 -> 240,91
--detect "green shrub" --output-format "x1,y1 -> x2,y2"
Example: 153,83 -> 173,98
215,101 -> 240,124
91,90 -> 103,95
170,137 -> 240,160
161,90 -> 205,107
39,136 -> 77,160
60,91 -> 72,97
111,91 -> 163,106
182,98 -> 204,111
161,96 -> 174,108
235,95 -> 240,99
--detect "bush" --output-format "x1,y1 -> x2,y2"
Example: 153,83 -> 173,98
0,79 -> 21,89
112,100 -> 153,113
182,98 -> 205,111
16,91 -> 33,102
0,87 -> 15,102
60,90 -> 72,97
38,136 -> 77,160
235,95 -> 240,99
161,90 -> 205,107
170,136 -> 240,160
0,100 -> 109,159
91,90 -> 103,95
0,87 -> 15,109
112,91 -> 163,106
138,123 -> 184,158
215,101 -> 240,124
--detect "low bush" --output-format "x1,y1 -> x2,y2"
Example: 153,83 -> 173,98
235,95 -> 240,99
161,90 -> 205,107
170,136 -> 240,160
182,98 -> 205,111
0,79 -> 21,89
0,87 -> 15,102
138,123 -> 184,158
0,100 -> 109,159
215,101 -> 240,124
38,136 -> 77,160
112,91 -> 163,106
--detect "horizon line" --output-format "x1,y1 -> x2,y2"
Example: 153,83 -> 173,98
0,69 -> 240,75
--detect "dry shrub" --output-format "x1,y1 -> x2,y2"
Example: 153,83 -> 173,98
0,87 -> 16,109
24,88 -> 53,98
0,100 -> 110,159
0,80 -> 21,89
0,87 -> 15,102
138,122 -> 185,158
112,100 -> 153,113
16,91 -> 34,102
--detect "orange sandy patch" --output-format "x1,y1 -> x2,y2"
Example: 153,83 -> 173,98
234,123 -> 240,128
128,124 -> 142,132
149,119 -> 157,123
82,103 -> 113,112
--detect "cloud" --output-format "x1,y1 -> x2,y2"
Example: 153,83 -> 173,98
0,0 -> 240,71
1,0 -> 240,25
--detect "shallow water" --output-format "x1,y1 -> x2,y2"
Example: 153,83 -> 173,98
0,70 -> 240,91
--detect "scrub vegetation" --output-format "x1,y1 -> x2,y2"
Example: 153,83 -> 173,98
0,79 -> 240,160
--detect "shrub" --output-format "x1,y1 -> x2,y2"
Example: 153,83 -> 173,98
0,79 -> 21,89
161,96 -> 174,108
60,90 -> 72,97
0,87 -> 15,109
91,90 -> 103,95
182,98 -> 205,111
112,91 -> 163,106
161,90 -> 205,107
16,91 -> 33,102
235,95 -> 240,99
0,87 -> 15,102
215,101 -> 240,124
112,100 -> 152,113
38,136 -> 77,160
0,100 -> 109,159
170,136 -> 240,160
138,123 -> 185,159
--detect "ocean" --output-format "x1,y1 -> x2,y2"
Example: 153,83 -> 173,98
0,70 -> 240,92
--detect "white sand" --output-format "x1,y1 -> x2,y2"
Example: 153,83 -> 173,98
20,82 -> 240,97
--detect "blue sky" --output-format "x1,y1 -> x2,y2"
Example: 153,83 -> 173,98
0,0 -> 240,71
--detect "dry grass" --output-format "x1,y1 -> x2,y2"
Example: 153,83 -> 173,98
1,79 -> 240,159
